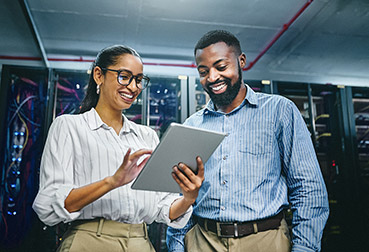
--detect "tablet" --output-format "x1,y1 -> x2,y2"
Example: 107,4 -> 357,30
131,122 -> 226,193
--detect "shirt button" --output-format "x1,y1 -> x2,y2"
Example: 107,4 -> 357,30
223,156 -> 227,160
220,206 -> 225,211
222,180 -> 227,185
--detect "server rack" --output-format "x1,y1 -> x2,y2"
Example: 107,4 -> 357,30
53,70 -> 89,116
0,65 -> 53,252
344,86 -> 369,251
146,76 -> 183,135
275,82 -> 348,252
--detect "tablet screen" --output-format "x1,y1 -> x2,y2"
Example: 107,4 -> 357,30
131,122 -> 226,193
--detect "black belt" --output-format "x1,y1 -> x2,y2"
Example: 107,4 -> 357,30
193,211 -> 283,238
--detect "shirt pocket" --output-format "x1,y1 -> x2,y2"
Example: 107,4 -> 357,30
239,121 -> 273,155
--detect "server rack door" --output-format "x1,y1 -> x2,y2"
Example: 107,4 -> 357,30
276,82 -> 345,252
0,65 -> 49,252
247,79 -> 274,94
145,76 -> 183,137
349,87 -> 369,250
53,70 -> 89,117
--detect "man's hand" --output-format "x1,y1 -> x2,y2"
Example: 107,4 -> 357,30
172,156 -> 205,204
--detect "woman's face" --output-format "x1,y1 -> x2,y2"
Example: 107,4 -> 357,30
95,54 -> 144,112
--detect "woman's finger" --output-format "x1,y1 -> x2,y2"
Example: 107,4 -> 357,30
137,155 -> 151,170
130,149 -> 152,159
128,149 -> 152,165
122,148 -> 132,167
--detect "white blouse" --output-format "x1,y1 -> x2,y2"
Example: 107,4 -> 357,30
32,108 -> 191,228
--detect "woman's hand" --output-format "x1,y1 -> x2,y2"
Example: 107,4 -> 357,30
108,148 -> 152,189
172,156 -> 205,204
65,148 -> 151,213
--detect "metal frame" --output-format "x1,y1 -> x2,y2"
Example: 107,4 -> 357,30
18,0 -> 49,68
180,78 -> 188,123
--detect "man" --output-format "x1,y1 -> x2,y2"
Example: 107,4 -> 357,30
166,30 -> 329,252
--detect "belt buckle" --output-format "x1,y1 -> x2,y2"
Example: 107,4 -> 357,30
216,222 -> 239,238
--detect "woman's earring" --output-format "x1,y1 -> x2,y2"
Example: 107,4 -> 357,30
96,84 -> 100,94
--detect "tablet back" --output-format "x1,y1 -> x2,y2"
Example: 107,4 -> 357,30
131,122 -> 226,193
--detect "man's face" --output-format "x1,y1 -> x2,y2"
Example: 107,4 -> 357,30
195,42 -> 245,107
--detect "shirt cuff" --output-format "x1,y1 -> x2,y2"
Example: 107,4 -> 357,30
168,205 -> 193,229
33,184 -> 81,226
53,184 -> 81,222
292,244 -> 316,252
157,194 -> 193,229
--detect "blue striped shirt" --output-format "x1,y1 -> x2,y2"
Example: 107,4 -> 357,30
167,85 -> 329,252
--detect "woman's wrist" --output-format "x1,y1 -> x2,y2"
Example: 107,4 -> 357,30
103,176 -> 117,190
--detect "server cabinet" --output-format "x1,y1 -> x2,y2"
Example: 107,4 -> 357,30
53,70 -> 89,117
352,87 -> 369,185
145,76 -> 184,135
247,80 -> 274,94
0,65 -> 50,251
275,82 -> 347,252
346,86 -> 369,251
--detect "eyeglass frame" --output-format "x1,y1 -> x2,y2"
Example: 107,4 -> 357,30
100,67 -> 150,90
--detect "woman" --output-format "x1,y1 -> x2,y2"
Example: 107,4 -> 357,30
32,45 -> 204,251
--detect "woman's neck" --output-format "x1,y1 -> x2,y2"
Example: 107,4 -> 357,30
95,105 -> 123,135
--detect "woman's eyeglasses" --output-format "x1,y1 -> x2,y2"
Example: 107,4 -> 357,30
101,68 -> 150,90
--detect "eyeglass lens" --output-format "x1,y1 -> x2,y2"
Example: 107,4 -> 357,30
118,70 -> 148,89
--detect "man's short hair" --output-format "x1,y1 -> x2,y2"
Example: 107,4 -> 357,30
194,30 -> 242,56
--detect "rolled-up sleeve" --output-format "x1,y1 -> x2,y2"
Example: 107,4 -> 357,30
32,116 -> 80,226
155,193 -> 192,229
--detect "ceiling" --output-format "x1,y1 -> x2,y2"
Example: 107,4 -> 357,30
1,0 -> 369,86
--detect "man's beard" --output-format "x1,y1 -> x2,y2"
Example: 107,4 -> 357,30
205,65 -> 242,108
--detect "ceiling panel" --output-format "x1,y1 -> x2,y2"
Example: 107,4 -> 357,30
35,13 -> 129,42
29,0 -> 131,16
0,0 -> 368,86
0,1 -> 39,56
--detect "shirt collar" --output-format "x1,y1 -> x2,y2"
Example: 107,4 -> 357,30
121,114 -> 139,136
83,108 -> 138,136
203,84 -> 258,115
245,84 -> 258,106
83,108 -> 105,130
